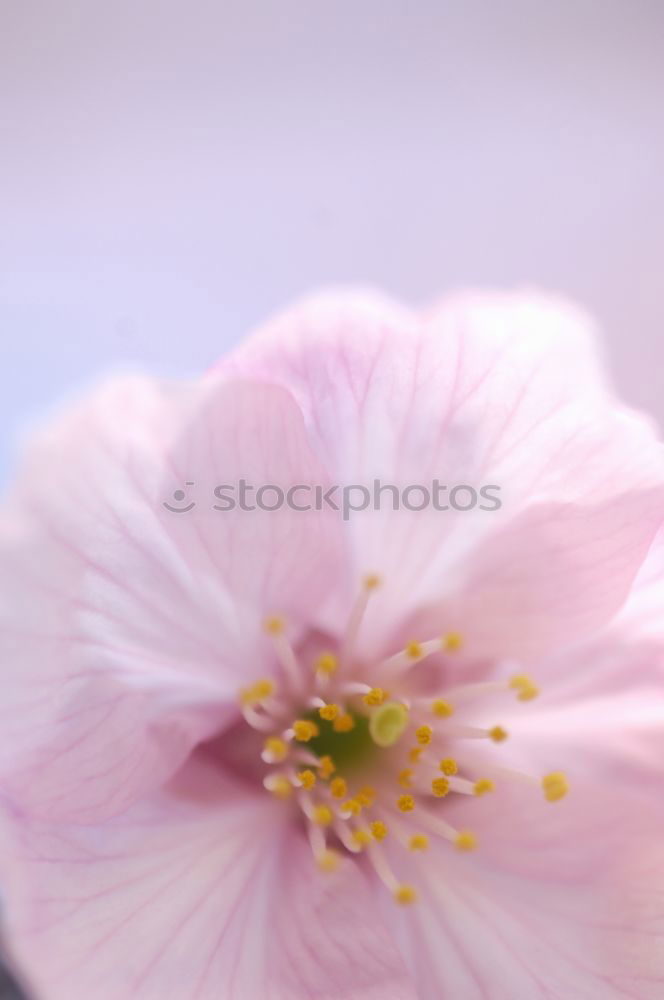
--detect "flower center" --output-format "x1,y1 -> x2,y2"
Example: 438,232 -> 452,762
238,575 -> 567,905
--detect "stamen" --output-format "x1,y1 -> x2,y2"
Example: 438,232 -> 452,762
408,747 -> 424,763
333,712 -> 355,733
455,831 -> 478,851
329,777 -> 347,798
340,574 -> 381,669
431,777 -> 450,798
397,794 -> 415,812
409,834 -> 429,851
394,885 -> 417,904
363,687 -> 386,706
317,849 -> 341,872
431,699 -> 454,718
509,673 -> 540,701
264,617 -> 302,689
380,638 -> 440,674
473,778 -> 495,796
315,651 -> 338,677
351,829 -> 372,850
541,772 -> 569,802
370,820 -> 388,841
263,774 -> 293,799
488,725 -> 508,742
439,758 -> 458,775
318,755 -> 335,779
318,703 -> 339,721
296,769 -> 317,790
311,804 -> 334,826
415,725 -> 433,745
291,719 -> 320,742
398,768 -> 414,789
442,632 -> 463,651
262,737 -> 288,763
355,786 -> 377,808
240,678 -> 276,706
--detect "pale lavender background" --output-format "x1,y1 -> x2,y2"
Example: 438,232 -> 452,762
2,0 -> 664,488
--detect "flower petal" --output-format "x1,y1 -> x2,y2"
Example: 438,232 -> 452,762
1,755 -> 415,1000
0,375 -> 343,822
227,289 -> 664,656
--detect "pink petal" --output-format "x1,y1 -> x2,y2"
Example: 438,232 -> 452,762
0,376 -> 343,822
226,290 -> 664,655
382,780 -> 664,999
1,754 -> 415,1000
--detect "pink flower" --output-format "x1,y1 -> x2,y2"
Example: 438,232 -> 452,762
1,290 -> 664,1000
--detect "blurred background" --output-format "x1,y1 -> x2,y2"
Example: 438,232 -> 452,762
2,0 -> 663,488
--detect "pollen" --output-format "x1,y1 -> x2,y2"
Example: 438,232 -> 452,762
369,701 -> 410,747
473,778 -> 495,796
293,719 -> 320,742
394,884 -> 417,905
333,712 -> 355,733
268,776 -> 292,800
364,573 -> 382,590
431,699 -> 454,718
431,777 -> 450,798
455,830 -> 478,851
409,834 -> 429,851
263,737 -> 288,762
370,820 -> 388,841
439,758 -> 458,775
329,777 -> 347,799
406,640 -> 423,660
318,755 -> 335,779
351,829 -> 372,849
240,678 -> 276,706
398,768 -> 414,789
397,794 -> 415,812
542,771 -> 569,803
317,849 -> 341,872
509,673 -> 540,701
312,805 -> 334,826
341,798 -> 363,815
408,747 -> 424,764
416,725 -> 433,745
356,786 -> 376,806
263,616 -> 284,636
489,725 -> 508,743
443,631 -> 463,651
363,687 -> 386,706
318,703 -> 339,721
297,769 -> 316,790
315,651 -> 338,676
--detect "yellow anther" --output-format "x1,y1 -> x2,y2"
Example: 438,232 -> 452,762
489,725 -> 508,743
312,805 -> 334,826
240,678 -> 276,706
397,794 -> 415,812
370,820 -> 388,841
509,673 -> 540,701
318,703 -> 339,721
356,786 -> 376,807
329,777 -> 347,799
398,768 -> 414,789
405,640 -> 423,660
293,720 -> 319,742
364,573 -> 382,590
264,616 -> 285,636
542,771 -> 569,803
297,769 -> 317,790
431,777 -> 450,798
341,798 -> 363,815
394,884 -> 417,905
333,712 -> 355,733
351,829 -> 372,849
318,755 -> 335,779
317,849 -> 341,872
416,725 -> 433,746
408,747 -> 424,764
474,778 -> 495,796
269,776 -> 292,800
363,687 -> 386,707
431,699 -> 454,718
442,632 -> 463,651
263,737 -> 288,762
315,651 -> 338,675
409,834 -> 429,851
455,830 -> 478,851
369,701 -> 410,747
439,758 -> 458,776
